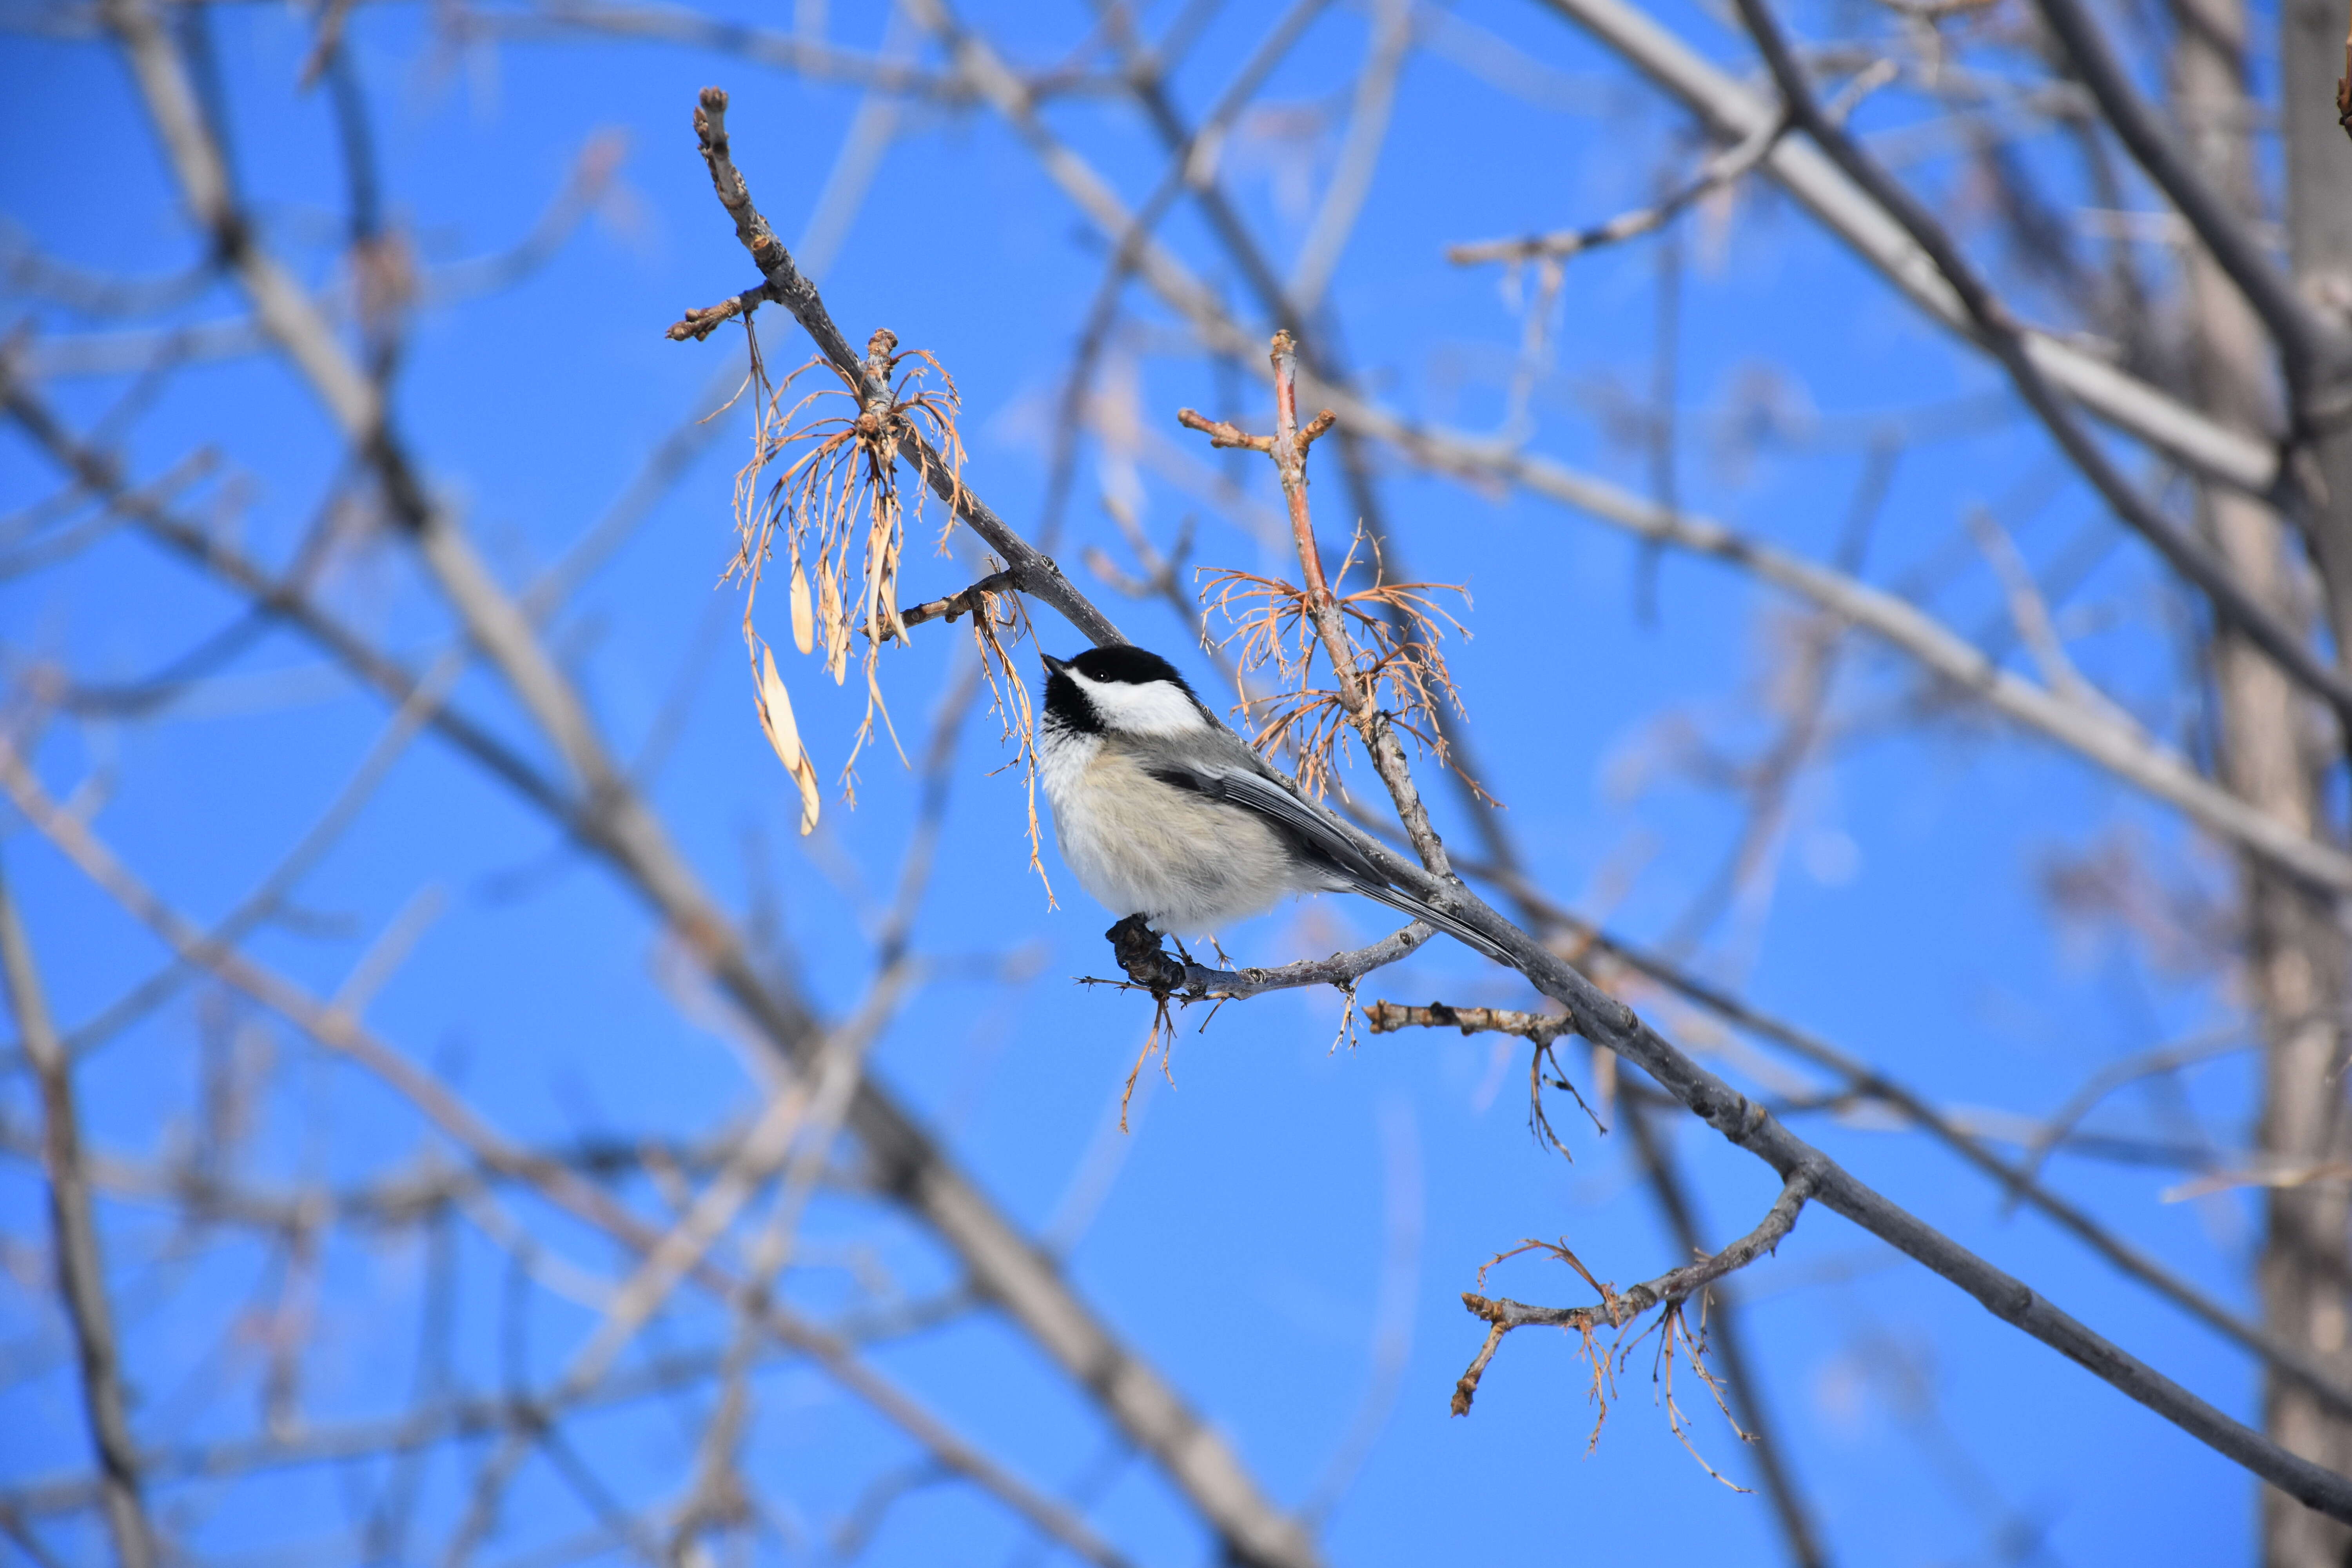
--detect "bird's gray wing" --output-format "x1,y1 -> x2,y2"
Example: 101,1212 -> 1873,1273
1139,752 -> 1382,883
1141,749 -> 1509,962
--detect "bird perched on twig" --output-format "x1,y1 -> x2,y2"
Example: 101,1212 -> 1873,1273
1036,644 -> 1504,962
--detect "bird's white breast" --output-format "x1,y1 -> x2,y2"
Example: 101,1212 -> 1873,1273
1038,730 -> 1299,935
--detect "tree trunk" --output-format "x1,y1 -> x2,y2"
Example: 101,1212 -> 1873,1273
2183,0 -> 2352,1559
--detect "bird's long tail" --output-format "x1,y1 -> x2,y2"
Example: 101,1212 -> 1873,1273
1348,879 -> 1512,964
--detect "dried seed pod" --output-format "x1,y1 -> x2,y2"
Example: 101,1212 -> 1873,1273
789,550 -> 815,656
752,641 -> 822,836
817,554 -> 849,684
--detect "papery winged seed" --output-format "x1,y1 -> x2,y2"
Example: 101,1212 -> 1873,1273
789,554 -> 815,655
753,642 -> 822,836
817,555 -> 849,684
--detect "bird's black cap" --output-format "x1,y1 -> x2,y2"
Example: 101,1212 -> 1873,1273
1041,644 -> 1199,733
1051,645 -> 1192,689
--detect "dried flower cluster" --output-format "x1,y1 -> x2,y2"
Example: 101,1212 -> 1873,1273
1200,527 -> 1486,802
724,324 -> 967,812
1461,1238 -> 1753,1489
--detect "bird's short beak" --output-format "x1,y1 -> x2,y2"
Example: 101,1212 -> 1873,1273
1040,651 -> 1072,675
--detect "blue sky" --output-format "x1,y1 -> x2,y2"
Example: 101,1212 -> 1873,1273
0,0 -> 2276,1562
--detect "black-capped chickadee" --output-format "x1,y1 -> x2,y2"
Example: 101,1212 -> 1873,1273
1037,645 -> 1505,962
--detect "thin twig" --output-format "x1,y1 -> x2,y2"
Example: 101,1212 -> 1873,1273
1623,1107 -> 1828,1567
1447,111 -> 1795,266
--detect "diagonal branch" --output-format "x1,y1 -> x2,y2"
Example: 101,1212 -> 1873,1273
0,860 -> 156,1568
1455,864 -> 2352,1426
0,750 -> 1136,1568
1726,0 -> 2352,739
679,87 -> 1123,650
1530,0 -> 2278,498
2031,0 -> 2348,405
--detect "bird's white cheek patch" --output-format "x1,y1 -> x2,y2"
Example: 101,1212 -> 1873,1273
1069,673 -> 1208,736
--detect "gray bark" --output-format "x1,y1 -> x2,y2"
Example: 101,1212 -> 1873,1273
2191,0 -> 2352,1557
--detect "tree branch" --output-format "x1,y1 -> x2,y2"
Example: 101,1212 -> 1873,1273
1530,0 -> 2278,498
1447,109 -> 1794,267
1727,0 -> 2352,739
1095,913 -> 1433,1000
2031,0 -> 2348,405
678,86 -> 1125,650
1365,1000 -> 1572,1044
1622,1108 -> 1828,1568
0,860 -> 156,1568
1457,862 -> 2352,1426
1452,1172 -> 1815,1414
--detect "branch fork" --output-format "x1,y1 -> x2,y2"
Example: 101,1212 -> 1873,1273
1450,1171 -> 1816,1421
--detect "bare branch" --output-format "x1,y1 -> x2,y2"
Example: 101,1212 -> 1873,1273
2007,1027 -> 2261,1203
1726,0 -> 2352,739
1622,1109 -> 1828,1568
0,860 -> 156,1568
1461,865 -> 2352,1426
2031,0 -> 2348,404
1448,109 -> 1795,267
1094,912 -> 1433,1000
1366,1000 -> 1572,1044
664,282 -> 777,342
0,751 -> 1137,1568
1452,1172 -> 1814,1414
1530,0 -> 2278,498
888,568 -> 1023,637
677,85 -> 1126,650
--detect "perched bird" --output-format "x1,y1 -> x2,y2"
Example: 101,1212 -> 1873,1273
1036,644 -> 1504,961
